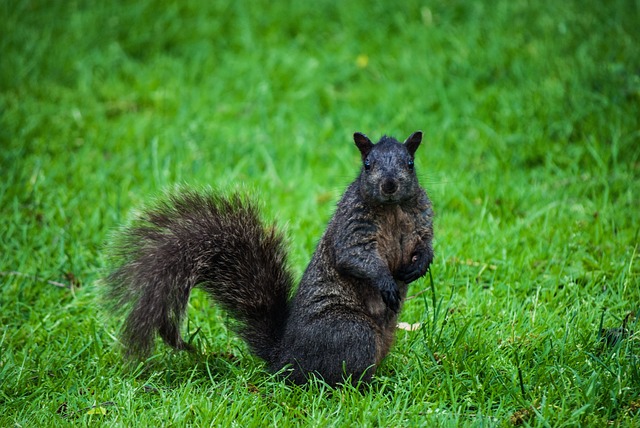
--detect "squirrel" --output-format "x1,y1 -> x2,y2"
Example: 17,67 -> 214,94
105,131 -> 434,386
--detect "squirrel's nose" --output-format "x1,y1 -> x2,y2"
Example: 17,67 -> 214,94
381,179 -> 398,195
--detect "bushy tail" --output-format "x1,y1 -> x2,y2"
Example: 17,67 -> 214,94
105,189 -> 294,364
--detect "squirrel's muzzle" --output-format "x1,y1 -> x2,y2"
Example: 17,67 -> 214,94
381,178 -> 399,196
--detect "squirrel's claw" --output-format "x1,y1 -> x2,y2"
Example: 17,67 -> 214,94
396,250 -> 432,284
379,279 -> 401,312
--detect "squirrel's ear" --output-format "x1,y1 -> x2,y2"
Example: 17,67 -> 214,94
354,132 -> 374,158
404,131 -> 423,156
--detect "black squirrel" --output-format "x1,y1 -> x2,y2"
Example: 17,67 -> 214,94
105,131 -> 434,386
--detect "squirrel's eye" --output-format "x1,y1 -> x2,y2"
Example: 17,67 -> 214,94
364,159 -> 371,171
408,159 -> 414,170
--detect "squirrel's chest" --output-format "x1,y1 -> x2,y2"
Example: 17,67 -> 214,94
375,208 -> 422,272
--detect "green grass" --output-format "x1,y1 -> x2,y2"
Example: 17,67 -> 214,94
1,0 -> 639,425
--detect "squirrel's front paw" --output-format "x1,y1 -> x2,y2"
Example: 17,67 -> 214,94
378,279 -> 400,312
396,250 -> 432,283
396,263 -> 423,283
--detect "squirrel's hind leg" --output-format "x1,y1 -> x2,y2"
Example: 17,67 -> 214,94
278,316 -> 380,386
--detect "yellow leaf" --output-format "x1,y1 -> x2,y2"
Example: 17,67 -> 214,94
86,407 -> 107,415
356,54 -> 369,69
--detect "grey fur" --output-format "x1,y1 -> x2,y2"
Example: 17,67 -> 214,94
105,131 -> 434,386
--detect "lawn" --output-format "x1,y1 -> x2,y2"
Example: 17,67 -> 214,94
1,0 -> 639,426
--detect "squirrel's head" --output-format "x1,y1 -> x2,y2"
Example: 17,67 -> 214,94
353,131 -> 423,205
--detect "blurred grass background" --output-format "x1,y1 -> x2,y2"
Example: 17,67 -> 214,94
1,0 -> 639,426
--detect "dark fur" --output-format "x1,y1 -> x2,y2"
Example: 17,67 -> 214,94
105,132 -> 434,386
